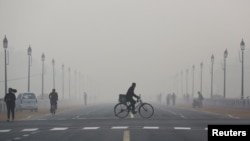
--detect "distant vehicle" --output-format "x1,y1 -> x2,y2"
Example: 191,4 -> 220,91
16,92 -> 38,112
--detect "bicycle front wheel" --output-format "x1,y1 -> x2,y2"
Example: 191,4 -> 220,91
139,103 -> 154,118
114,103 -> 129,118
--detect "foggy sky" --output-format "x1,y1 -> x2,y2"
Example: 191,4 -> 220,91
0,0 -> 250,101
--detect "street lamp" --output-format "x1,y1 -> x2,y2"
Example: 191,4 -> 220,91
186,69 -> 189,100
240,39 -> 245,99
200,62 -> 203,94
52,59 -> 55,89
62,64 -> 65,99
68,67 -> 71,99
78,71 -> 81,99
74,70 -> 77,98
27,46 -> 32,92
181,70 -> 183,97
3,35 -> 8,95
41,53 -> 45,99
211,54 -> 214,99
223,49 -> 228,98
192,65 -> 195,98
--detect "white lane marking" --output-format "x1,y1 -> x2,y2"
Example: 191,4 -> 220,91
111,126 -> 128,129
227,114 -> 240,119
0,129 -> 11,132
123,130 -> 130,141
31,131 -> 40,134
23,134 -> 29,137
143,126 -> 159,130
179,114 -> 186,118
14,137 -> 21,140
174,127 -> 191,130
50,127 -> 68,131
22,128 -> 39,132
83,127 -> 100,130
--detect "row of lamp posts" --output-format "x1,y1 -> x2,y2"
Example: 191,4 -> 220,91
2,36 -> 83,100
179,39 -> 245,99
2,36 -> 246,99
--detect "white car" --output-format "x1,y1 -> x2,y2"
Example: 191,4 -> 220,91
16,92 -> 38,112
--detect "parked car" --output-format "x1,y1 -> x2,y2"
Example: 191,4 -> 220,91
16,92 -> 38,112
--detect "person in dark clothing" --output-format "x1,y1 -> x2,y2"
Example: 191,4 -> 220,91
172,93 -> 176,106
4,88 -> 17,122
197,91 -> 204,107
193,91 -> 204,108
198,91 -> 204,101
126,82 -> 140,114
166,93 -> 171,105
49,89 -> 58,110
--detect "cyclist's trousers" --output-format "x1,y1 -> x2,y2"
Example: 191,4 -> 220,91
50,100 -> 57,109
127,98 -> 136,112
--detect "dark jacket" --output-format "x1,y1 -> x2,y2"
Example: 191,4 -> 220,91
49,92 -> 58,102
126,85 -> 139,100
4,92 -> 16,105
198,93 -> 204,100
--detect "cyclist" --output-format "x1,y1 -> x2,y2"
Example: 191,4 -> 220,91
49,89 -> 58,112
126,82 -> 140,114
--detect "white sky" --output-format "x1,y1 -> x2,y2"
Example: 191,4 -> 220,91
0,0 -> 250,101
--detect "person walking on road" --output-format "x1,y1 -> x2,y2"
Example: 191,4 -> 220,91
172,93 -> 176,106
4,88 -> 17,122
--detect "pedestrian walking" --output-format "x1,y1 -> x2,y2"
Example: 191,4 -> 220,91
172,93 -> 176,106
166,93 -> 171,105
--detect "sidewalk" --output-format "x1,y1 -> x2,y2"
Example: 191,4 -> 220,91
177,103 -> 250,119
0,105 -> 82,121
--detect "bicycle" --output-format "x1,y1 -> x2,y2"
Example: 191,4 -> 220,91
114,94 -> 154,118
50,102 -> 57,115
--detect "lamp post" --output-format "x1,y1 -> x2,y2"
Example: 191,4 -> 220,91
186,69 -> 189,98
223,49 -> 228,98
41,53 -> 45,99
74,70 -> 77,98
211,54 -> 214,99
68,67 -> 71,99
181,70 -> 183,97
192,65 -> 195,98
62,64 -> 65,99
79,71 -> 81,99
3,35 -> 8,95
200,62 -> 203,94
52,59 -> 55,89
27,46 -> 32,92
240,39 -> 245,99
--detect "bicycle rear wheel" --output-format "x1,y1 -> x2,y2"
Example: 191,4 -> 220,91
139,103 -> 154,118
114,103 -> 129,118
51,104 -> 56,115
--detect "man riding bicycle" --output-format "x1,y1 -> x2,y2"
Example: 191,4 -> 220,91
126,82 -> 140,114
49,89 -> 58,112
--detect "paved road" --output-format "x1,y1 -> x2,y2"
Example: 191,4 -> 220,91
1,103 -> 249,141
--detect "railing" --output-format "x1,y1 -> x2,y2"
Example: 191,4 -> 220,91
203,98 -> 250,109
